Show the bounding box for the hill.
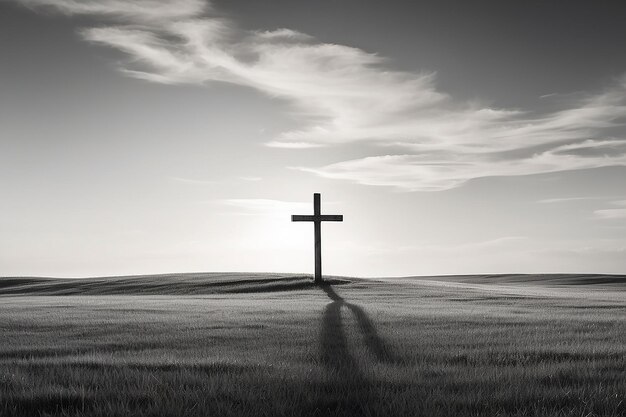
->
[0,273,624,296]
[390,273,626,287]
[0,273,352,295]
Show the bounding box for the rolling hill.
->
[0,273,624,296]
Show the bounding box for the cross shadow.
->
[319,283,399,377]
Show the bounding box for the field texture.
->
[0,273,624,417]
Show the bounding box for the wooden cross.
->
[292,193,343,284]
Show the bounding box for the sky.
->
[1,0,625,277]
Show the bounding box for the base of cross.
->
[314,277,351,286]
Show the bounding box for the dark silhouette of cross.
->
[292,193,343,284]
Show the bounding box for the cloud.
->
[537,197,613,204]
[18,0,207,20]
[594,200,626,220]
[265,141,325,149]
[14,0,626,191]
[595,209,626,219]
[299,140,626,191]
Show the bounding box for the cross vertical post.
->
[314,193,322,283]
[292,193,343,284]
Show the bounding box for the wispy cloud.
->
[595,209,626,219]
[300,140,626,191]
[18,0,207,20]
[594,200,626,220]
[537,196,614,204]
[15,0,626,191]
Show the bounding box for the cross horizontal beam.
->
[291,215,343,222]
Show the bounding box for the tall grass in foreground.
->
[0,275,624,416]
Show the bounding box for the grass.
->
[0,273,624,416]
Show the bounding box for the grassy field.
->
[0,273,624,416]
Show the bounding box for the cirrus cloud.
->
[298,140,626,191]
[13,0,626,191]
[18,0,207,20]
[594,200,626,220]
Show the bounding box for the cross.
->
[292,193,343,284]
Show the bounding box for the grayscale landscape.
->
[1,274,624,417]
[2,1,626,415]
